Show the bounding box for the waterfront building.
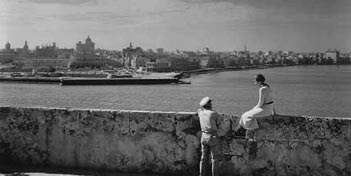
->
[20,58,70,69]
[170,56,200,71]
[146,49,154,54]
[24,40,29,50]
[72,36,105,68]
[198,55,210,68]
[131,56,151,70]
[222,55,240,67]
[76,36,94,56]
[146,61,170,72]
[13,42,73,69]
[35,43,57,58]
[14,41,36,69]
[122,43,144,68]
[93,49,125,68]
[265,56,275,64]
[57,48,74,59]
[250,55,261,65]
[0,42,15,63]
[156,48,164,55]
[325,49,340,64]
[33,43,73,69]
[16,41,32,58]
[208,54,225,68]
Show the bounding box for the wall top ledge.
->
[1,106,350,120]
[0,106,197,115]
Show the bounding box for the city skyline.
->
[0,0,350,52]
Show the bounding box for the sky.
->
[0,0,350,52]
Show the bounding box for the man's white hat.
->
[199,97,212,107]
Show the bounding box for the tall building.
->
[76,36,95,56]
[15,41,33,59]
[122,42,144,68]
[0,42,15,63]
[5,42,11,50]
[72,36,105,68]
[23,41,29,51]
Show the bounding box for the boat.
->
[0,76,59,83]
[59,77,186,86]
[0,75,191,85]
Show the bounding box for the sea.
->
[0,65,350,117]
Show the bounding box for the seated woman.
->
[239,74,274,139]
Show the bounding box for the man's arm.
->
[213,112,220,132]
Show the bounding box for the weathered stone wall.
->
[0,106,350,176]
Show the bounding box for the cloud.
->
[38,0,191,28]
[27,0,96,5]
[180,0,351,29]
[180,0,350,16]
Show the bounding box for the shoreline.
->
[0,64,348,82]
[183,64,293,75]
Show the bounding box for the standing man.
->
[198,97,221,176]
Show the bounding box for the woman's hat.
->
[199,97,212,107]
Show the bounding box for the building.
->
[20,58,70,69]
[146,61,170,72]
[146,57,172,72]
[33,42,73,69]
[35,43,57,58]
[198,56,210,68]
[72,36,105,68]
[76,36,95,56]
[325,49,340,64]
[0,42,15,63]
[170,57,200,71]
[208,54,224,68]
[156,48,164,55]
[122,43,144,68]
[16,42,71,69]
[222,55,240,67]
[131,57,151,70]
[57,48,74,59]
[16,41,32,58]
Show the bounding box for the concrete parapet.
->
[0,106,350,176]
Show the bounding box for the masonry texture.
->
[0,106,350,176]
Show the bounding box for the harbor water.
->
[0,65,350,117]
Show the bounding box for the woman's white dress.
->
[240,86,274,130]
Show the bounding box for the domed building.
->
[72,36,105,68]
[0,42,15,64]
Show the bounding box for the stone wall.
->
[0,106,350,176]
